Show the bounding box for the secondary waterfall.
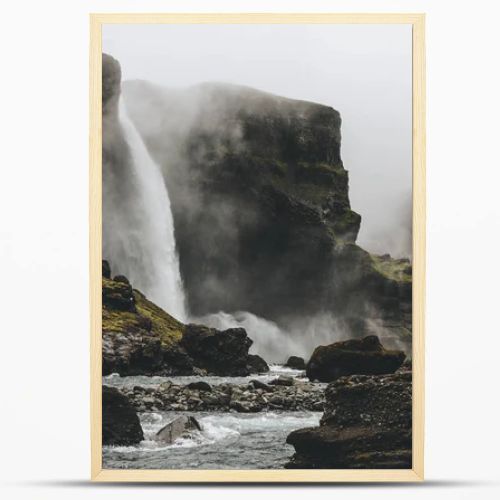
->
[102,97,186,321]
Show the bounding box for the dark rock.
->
[102,276,136,312]
[230,400,262,413]
[124,379,325,413]
[246,354,270,373]
[286,370,412,468]
[102,260,111,279]
[397,359,412,374]
[113,274,130,285]
[249,379,272,391]
[102,386,144,446]
[269,375,294,386]
[285,356,306,370]
[102,53,121,115]
[181,324,253,376]
[306,335,405,382]
[187,381,213,392]
[160,343,195,376]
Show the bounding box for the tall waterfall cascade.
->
[103,97,186,321]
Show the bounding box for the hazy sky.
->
[103,23,412,257]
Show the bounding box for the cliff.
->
[121,76,411,348]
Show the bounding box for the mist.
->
[101,25,413,360]
[103,23,412,258]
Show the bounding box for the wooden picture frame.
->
[90,13,425,482]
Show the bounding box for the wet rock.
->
[306,335,405,382]
[249,379,272,391]
[125,379,325,413]
[246,354,270,373]
[187,381,212,392]
[286,370,412,469]
[181,324,252,376]
[102,386,143,446]
[269,375,295,386]
[154,416,201,443]
[285,356,306,370]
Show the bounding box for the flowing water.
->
[103,366,322,469]
[103,364,309,389]
[103,410,320,470]
[103,98,186,320]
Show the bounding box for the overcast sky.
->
[103,23,412,257]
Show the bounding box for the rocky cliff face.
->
[102,54,411,351]
[121,77,411,348]
[286,367,412,469]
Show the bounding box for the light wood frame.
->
[90,13,425,483]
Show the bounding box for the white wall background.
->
[0,1,499,499]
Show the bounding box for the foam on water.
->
[103,364,306,389]
[103,410,321,469]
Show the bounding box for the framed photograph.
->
[90,13,425,482]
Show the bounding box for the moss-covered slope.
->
[102,262,265,376]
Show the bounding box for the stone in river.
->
[187,381,213,392]
[249,379,272,391]
[285,355,306,370]
[246,354,270,373]
[269,375,295,386]
[306,335,405,383]
[154,416,202,443]
[102,386,144,446]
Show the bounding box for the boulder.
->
[154,416,202,444]
[285,356,306,370]
[181,324,253,376]
[269,375,294,386]
[102,276,136,312]
[113,274,130,285]
[249,379,272,391]
[286,370,412,469]
[102,386,144,446]
[187,381,213,392]
[306,335,405,382]
[246,354,270,373]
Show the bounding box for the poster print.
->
[90,13,425,482]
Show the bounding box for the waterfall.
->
[102,97,186,321]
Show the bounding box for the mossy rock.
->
[133,290,185,348]
[371,254,412,284]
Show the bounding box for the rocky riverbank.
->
[286,363,412,469]
[102,261,268,377]
[118,375,325,413]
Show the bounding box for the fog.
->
[103,23,412,258]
